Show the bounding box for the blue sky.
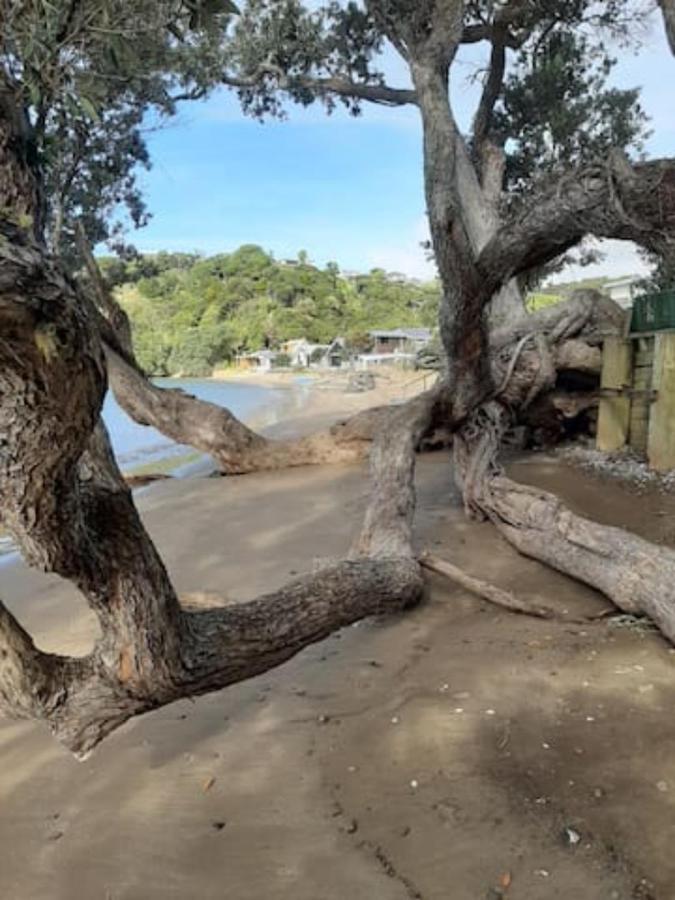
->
[131,9,673,282]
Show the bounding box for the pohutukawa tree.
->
[1,0,675,756]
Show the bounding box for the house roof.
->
[369,328,432,341]
[238,349,277,360]
[605,276,641,289]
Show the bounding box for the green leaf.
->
[79,95,100,122]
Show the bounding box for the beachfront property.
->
[282,338,330,368]
[369,327,433,354]
[357,327,433,369]
[237,331,431,371]
[235,349,278,371]
[281,337,349,369]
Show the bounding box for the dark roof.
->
[369,328,432,341]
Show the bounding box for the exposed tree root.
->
[454,389,675,643]
[484,476,675,643]
[420,552,614,623]
[419,552,557,619]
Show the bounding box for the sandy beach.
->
[2,394,675,899]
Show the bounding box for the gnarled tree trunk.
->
[4,0,675,760]
[0,222,427,755]
[404,2,675,644]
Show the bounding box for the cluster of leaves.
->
[638,249,675,293]
[1,0,238,260]
[107,244,440,375]
[222,1,386,117]
[489,1,650,198]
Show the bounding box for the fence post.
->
[596,336,632,452]
[648,332,675,471]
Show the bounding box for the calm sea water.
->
[104,378,293,470]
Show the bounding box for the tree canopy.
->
[0,0,238,259]
[1,0,660,279]
[107,245,440,375]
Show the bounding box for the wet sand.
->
[1,444,675,899]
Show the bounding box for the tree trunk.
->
[661,0,675,55]
[0,222,427,755]
[409,35,675,645]
[453,133,525,323]
[0,77,43,241]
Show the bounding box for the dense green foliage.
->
[107,245,440,375]
[491,4,649,200]
[1,0,237,261]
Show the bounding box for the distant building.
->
[357,328,433,370]
[324,337,349,368]
[235,349,277,371]
[368,328,432,355]
[605,276,642,310]
[281,338,330,368]
[281,337,350,369]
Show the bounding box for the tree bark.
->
[660,0,675,55]
[0,76,43,241]
[105,345,393,473]
[478,156,675,300]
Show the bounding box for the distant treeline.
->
[102,245,441,377]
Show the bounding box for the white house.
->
[604,276,642,310]
[282,338,330,368]
[282,337,350,369]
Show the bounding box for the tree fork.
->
[0,222,429,755]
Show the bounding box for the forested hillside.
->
[102,245,440,376]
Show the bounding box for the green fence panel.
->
[631,290,675,334]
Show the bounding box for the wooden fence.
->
[597,332,675,470]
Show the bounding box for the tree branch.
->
[76,222,134,356]
[221,69,417,107]
[476,155,675,301]
[472,27,507,156]
[660,0,675,55]
[0,222,426,756]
